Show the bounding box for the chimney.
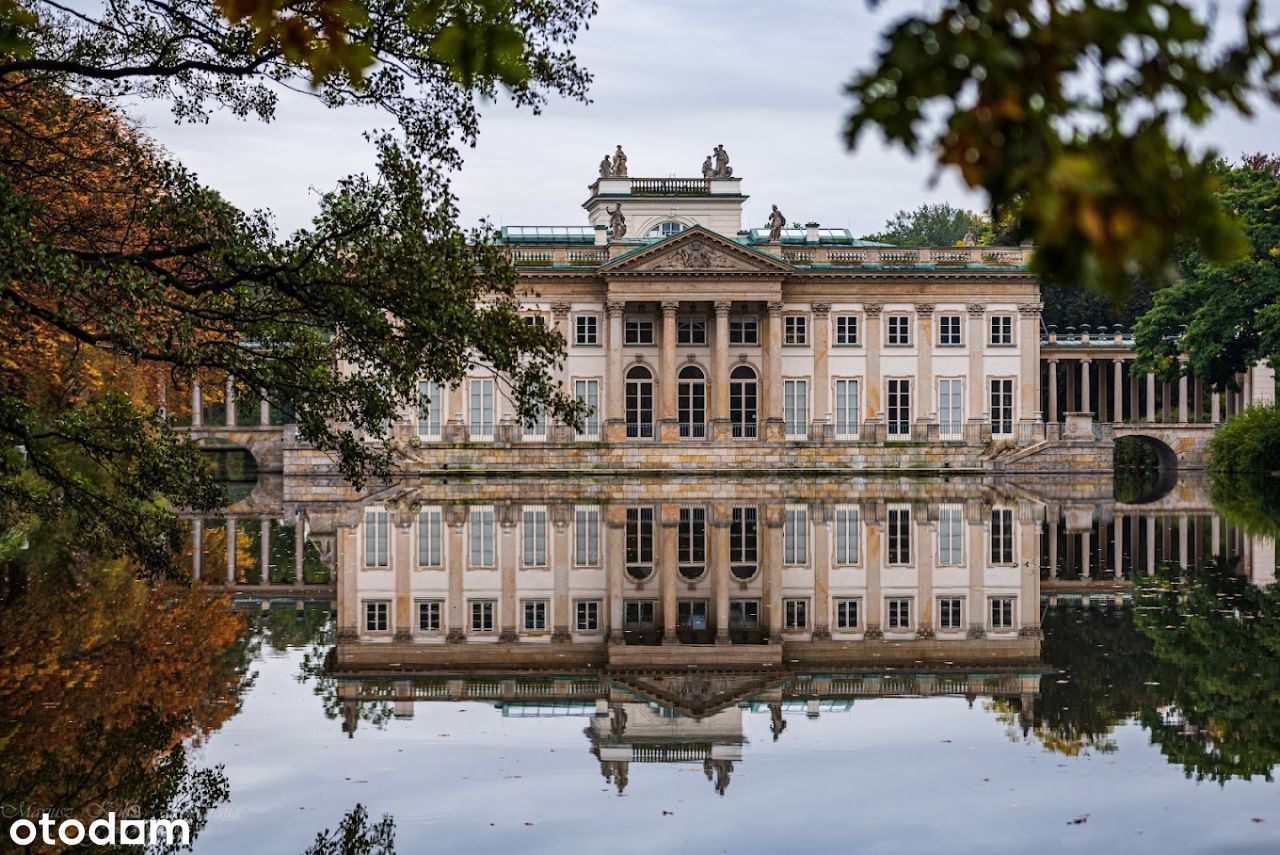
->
[805,222,820,244]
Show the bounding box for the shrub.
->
[1208,403,1280,475]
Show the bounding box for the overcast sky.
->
[134,0,1280,238]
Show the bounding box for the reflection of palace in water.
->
[192,474,1276,794]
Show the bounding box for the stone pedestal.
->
[710,419,733,442]
[1062,411,1095,439]
[658,418,681,442]
[763,418,786,442]
[605,419,628,443]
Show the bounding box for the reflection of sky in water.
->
[190,646,1280,855]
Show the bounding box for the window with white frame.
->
[784,598,809,630]
[990,378,1014,436]
[364,600,389,632]
[990,508,1015,565]
[783,379,809,438]
[783,315,808,346]
[523,599,548,631]
[417,380,442,438]
[648,221,686,238]
[886,597,912,630]
[469,506,495,567]
[887,314,912,346]
[574,505,600,566]
[573,378,600,439]
[990,596,1015,629]
[783,505,809,565]
[624,599,656,627]
[677,316,707,345]
[938,596,963,630]
[938,504,964,565]
[468,378,495,439]
[730,506,758,566]
[677,599,708,629]
[729,315,759,345]
[887,506,912,565]
[887,378,911,437]
[522,506,547,567]
[729,598,760,628]
[624,315,654,345]
[678,507,706,567]
[989,314,1014,346]
[833,378,860,437]
[574,313,599,346]
[363,508,389,568]
[417,600,443,633]
[834,314,859,346]
[470,599,495,632]
[625,507,654,568]
[833,504,860,565]
[938,379,964,438]
[417,507,443,567]
[938,314,963,346]
[575,600,600,631]
[835,597,860,630]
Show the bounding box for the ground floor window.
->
[887,597,912,630]
[990,377,1014,436]
[677,599,708,629]
[470,599,495,632]
[835,598,860,630]
[364,600,389,632]
[784,598,809,630]
[729,599,760,628]
[990,597,1015,629]
[938,378,963,438]
[784,379,809,438]
[575,600,600,632]
[887,378,911,437]
[938,596,963,630]
[624,599,656,627]
[523,599,548,631]
[834,378,860,437]
[417,600,442,633]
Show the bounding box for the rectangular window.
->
[990,508,1015,565]
[468,378,495,439]
[417,380,442,437]
[729,315,759,345]
[417,600,443,632]
[624,316,654,345]
[624,599,656,627]
[991,596,1015,629]
[574,313,599,346]
[834,314,859,346]
[470,599,495,632]
[939,597,963,630]
[469,506,495,567]
[730,507,758,565]
[573,378,600,439]
[626,507,654,567]
[887,378,912,437]
[887,597,912,630]
[938,504,964,566]
[784,315,808,346]
[522,506,547,567]
[364,600,389,632]
[523,599,548,631]
[729,599,760,628]
[677,599,708,629]
[574,505,601,567]
[363,508,389,568]
[887,314,912,346]
[938,378,964,438]
[989,315,1014,346]
[417,507,443,567]
[835,597,860,630]
[938,314,963,346]
[783,505,809,565]
[887,506,912,565]
[677,316,707,345]
[678,507,706,567]
[833,504,860,565]
[784,379,809,438]
[575,600,600,632]
[834,378,860,437]
[990,378,1014,436]
[784,598,808,630]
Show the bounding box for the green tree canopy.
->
[861,202,982,246]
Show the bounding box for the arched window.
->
[729,365,758,439]
[646,221,686,238]
[677,365,706,439]
[625,365,654,439]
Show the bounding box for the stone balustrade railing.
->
[508,243,1034,269]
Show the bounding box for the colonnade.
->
[189,515,315,585]
[1042,356,1250,424]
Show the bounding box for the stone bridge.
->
[1111,423,1217,470]
[186,425,285,472]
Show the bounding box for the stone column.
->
[446,507,466,642]
[499,506,518,642]
[762,505,784,639]
[260,519,272,586]
[336,521,359,638]
[294,515,306,584]
[712,507,731,643]
[763,302,785,440]
[1048,360,1058,423]
[1146,517,1157,575]
[1020,518,1041,636]
[393,512,412,641]
[225,376,237,427]
[813,303,833,437]
[1080,359,1092,415]
[1179,373,1189,423]
[966,304,986,432]
[259,391,271,426]
[606,301,626,441]
[1211,389,1221,423]
[191,379,203,427]
[659,301,680,441]
[225,517,237,585]
[1113,515,1124,579]
[1047,516,1059,579]
[551,506,571,641]
[1080,529,1091,579]
[1018,303,1041,423]
[1146,373,1156,422]
[712,301,732,439]
[191,518,204,581]
[812,503,831,639]
[1113,360,1124,424]
[967,506,985,638]
[660,505,679,642]
[864,514,883,638]
[864,303,883,420]
[916,513,934,637]
[606,514,625,642]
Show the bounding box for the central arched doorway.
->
[625,365,654,439]
[729,365,758,439]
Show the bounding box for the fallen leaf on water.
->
[1068,814,1089,825]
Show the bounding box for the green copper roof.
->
[500,226,597,244]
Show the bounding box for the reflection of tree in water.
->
[245,601,334,654]
[295,625,392,732]
[1209,472,1280,539]
[302,804,395,855]
[1134,555,1280,783]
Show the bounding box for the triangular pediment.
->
[609,671,784,718]
[601,226,792,275]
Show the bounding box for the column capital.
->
[915,303,934,317]
[660,300,680,316]
[713,300,732,316]
[811,302,832,318]
[965,303,986,318]
[863,302,883,318]
[551,302,572,318]
[1081,357,1092,365]
[606,301,626,316]
[1017,302,1043,317]
[765,301,784,317]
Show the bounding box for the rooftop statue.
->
[599,154,613,178]
[607,203,627,240]
[766,204,786,242]
[713,144,733,178]
[962,228,977,247]
[613,145,628,178]
[702,154,714,180]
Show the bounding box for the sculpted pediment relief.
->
[633,238,760,272]
[610,672,781,717]
[601,225,791,275]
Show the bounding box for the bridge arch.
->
[1114,434,1180,503]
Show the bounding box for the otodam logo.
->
[7,813,190,847]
